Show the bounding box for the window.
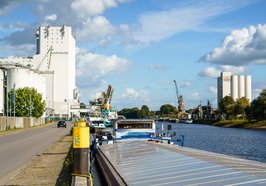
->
[117,123,152,129]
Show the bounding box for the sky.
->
[0,0,266,111]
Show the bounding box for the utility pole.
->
[13,83,16,117]
[29,89,32,117]
[5,71,8,129]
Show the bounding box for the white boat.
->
[184,119,193,124]
[88,117,106,128]
[113,119,155,139]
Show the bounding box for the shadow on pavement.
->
[55,136,73,186]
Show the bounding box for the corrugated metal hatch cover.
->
[99,141,266,186]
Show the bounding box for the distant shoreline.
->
[193,119,266,130]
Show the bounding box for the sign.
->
[223,77,230,81]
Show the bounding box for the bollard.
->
[72,119,90,176]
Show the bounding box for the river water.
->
[157,122,266,163]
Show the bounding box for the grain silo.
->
[238,75,245,98]
[7,68,46,100]
[245,75,252,102]
[231,75,239,100]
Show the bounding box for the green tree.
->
[250,89,266,121]
[118,107,141,118]
[9,87,46,118]
[140,105,150,118]
[219,96,235,119]
[80,102,86,109]
[233,97,250,119]
[160,104,177,117]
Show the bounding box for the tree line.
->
[118,104,178,119]
[6,87,265,122]
[219,89,266,121]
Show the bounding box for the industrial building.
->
[217,72,252,108]
[0,26,80,119]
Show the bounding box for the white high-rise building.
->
[217,72,232,107]
[217,72,252,108]
[33,26,77,118]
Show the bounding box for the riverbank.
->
[212,119,266,130]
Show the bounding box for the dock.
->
[96,140,266,185]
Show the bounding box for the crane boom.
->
[36,46,53,71]
[173,80,178,104]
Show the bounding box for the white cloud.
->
[71,0,117,18]
[180,81,191,88]
[76,48,130,87]
[28,0,128,46]
[121,88,149,103]
[199,67,221,78]
[0,43,35,57]
[70,0,131,18]
[199,65,246,78]
[131,1,250,45]
[44,14,57,22]
[75,16,116,43]
[0,22,27,32]
[119,24,135,45]
[201,24,266,66]
[122,88,140,99]
[220,65,245,74]
[1,0,254,48]
[191,91,201,101]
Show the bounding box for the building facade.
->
[34,26,77,118]
[217,72,252,108]
[0,26,79,118]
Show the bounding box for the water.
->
[157,122,266,163]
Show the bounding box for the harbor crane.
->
[173,80,184,119]
[102,85,114,110]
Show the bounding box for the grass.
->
[56,139,73,186]
[213,119,266,129]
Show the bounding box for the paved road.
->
[0,122,72,184]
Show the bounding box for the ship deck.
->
[97,140,266,186]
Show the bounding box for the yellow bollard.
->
[72,119,90,177]
[73,127,90,148]
[76,118,86,127]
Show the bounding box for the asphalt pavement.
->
[0,122,72,184]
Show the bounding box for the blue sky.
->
[0,0,266,111]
